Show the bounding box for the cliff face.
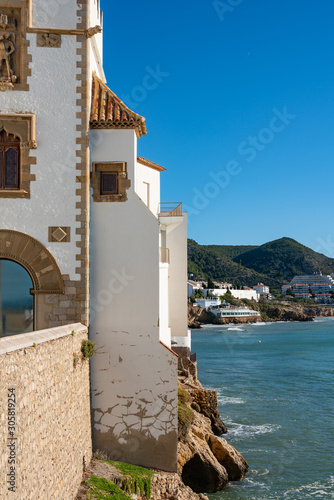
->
[177,356,248,494]
[188,302,334,327]
[261,303,334,322]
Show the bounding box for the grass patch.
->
[86,476,132,499]
[103,461,154,499]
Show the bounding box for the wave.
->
[227,327,246,331]
[227,422,281,438]
[249,321,272,326]
[218,395,246,405]
[283,476,334,498]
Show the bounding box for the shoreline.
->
[188,302,334,328]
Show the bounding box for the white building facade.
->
[253,283,270,297]
[0,0,189,472]
[203,288,260,302]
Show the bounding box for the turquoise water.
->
[191,319,334,499]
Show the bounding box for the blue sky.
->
[100,0,334,256]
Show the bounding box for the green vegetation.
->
[104,460,154,499]
[219,290,239,306]
[206,244,257,260]
[86,476,132,499]
[188,237,334,288]
[81,339,95,359]
[178,385,194,440]
[188,239,275,287]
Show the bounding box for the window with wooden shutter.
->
[91,162,130,202]
[100,172,118,195]
[0,130,20,190]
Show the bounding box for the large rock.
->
[181,449,229,493]
[190,388,227,435]
[208,435,248,481]
[178,411,229,493]
[177,370,248,494]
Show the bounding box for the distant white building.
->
[209,307,261,318]
[282,274,334,297]
[282,274,334,304]
[187,280,203,297]
[231,289,260,301]
[203,288,260,302]
[253,283,270,297]
[214,282,233,290]
[195,297,221,309]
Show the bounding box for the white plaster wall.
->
[0,34,81,280]
[159,263,170,346]
[91,129,136,182]
[89,0,104,82]
[32,0,78,30]
[89,130,178,470]
[135,162,160,216]
[167,214,189,339]
[89,195,178,470]
[90,0,103,66]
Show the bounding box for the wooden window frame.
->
[0,113,36,198]
[100,171,118,195]
[0,130,20,190]
[91,162,130,202]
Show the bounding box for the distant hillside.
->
[203,245,258,261]
[188,239,280,289]
[188,237,334,289]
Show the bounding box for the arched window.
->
[0,129,20,190]
[0,259,34,337]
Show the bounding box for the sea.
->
[191,318,334,500]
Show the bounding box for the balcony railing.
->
[159,202,182,217]
[160,247,170,264]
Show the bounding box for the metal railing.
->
[159,202,182,217]
[160,247,170,264]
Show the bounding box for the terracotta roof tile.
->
[137,156,166,172]
[90,73,147,138]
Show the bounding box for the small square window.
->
[100,172,118,195]
[91,162,130,202]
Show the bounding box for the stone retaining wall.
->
[0,323,92,499]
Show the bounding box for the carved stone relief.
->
[37,33,61,48]
[0,4,31,92]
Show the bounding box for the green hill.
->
[188,239,280,289]
[188,237,334,289]
[203,244,257,261]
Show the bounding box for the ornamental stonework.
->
[48,226,71,243]
[37,33,61,48]
[0,11,18,89]
[0,2,31,91]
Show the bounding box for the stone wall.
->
[0,323,92,499]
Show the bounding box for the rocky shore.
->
[177,352,248,494]
[188,302,334,328]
